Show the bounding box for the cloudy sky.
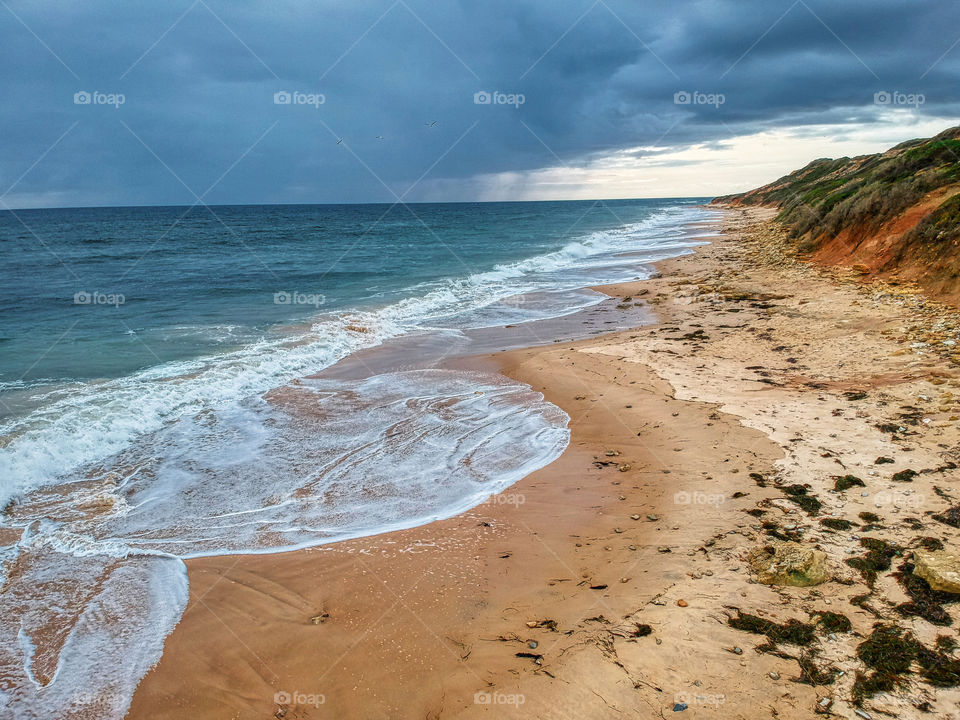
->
[1,0,957,208]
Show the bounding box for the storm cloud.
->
[1,0,958,207]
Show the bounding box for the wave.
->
[0,205,709,508]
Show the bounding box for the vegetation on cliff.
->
[713,127,960,302]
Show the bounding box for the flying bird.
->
[375,135,383,139]
[425,121,437,128]
[336,138,343,145]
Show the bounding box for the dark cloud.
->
[0,0,957,207]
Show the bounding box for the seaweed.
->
[894,560,957,626]
[749,472,767,487]
[875,456,895,464]
[936,634,958,653]
[783,484,809,496]
[933,505,960,528]
[820,518,854,531]
[795,652,839,686]
[727,611,816,646]
[787,493,822,516]
[846,538,901,586]
[814,611,852,633]
[746,508,766,517]
[858,511,880,523]
[892,469,918,482]
[917,537,945,551]
[833,475,865,491]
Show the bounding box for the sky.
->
[0,0,958,208]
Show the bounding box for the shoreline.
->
[128,207,960,719]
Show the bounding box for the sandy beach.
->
[126,207,960,720]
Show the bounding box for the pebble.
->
[647,514,659,521]
[528,641,538,649]
[620,577,629,583]
[628,545,638,551]
[658,546,671,553]
[673,702,688,712]
[769,672,780,680]
[732,647,743,655]
[614,528,623,533]
[631,514,641,520]
[854,710,872,720]
[677,599,688,607]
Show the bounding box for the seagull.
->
[336,138,343,145]
[375,135,383,139]
[425,121,437,128]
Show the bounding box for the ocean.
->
[0,198,717,719]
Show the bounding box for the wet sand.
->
[127,208,960,719]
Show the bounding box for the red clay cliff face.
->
[713,126,960,307]
[806,184,960,306]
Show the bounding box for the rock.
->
[677,599,688,607]
[620,577,629,583]
[528,641,538,649]
[618,464,631,472]
[631,514,641,520]
[913,549,960,594]
[673,702,687,712]
[854,710,872,720]
[748,541,831,587]
[658,546,671,553]
[647,514,659,521]
[614,528,623,533]
[769,671,780,680]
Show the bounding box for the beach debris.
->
[344,324,369,333]
[912,549,960,594]
[833,474,865,491]
[525,619,557,631]
[515,651,543,665]
[748,541,831,586]
[605,450,619,457]
[589,583,608,590]
[657,546,671,553]
[618,464,631,472]
[619,577,629,583]
[310,612,330,625]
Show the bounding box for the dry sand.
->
[127,208,960,720]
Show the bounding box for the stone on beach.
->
[912,549,960,594]
[748,541,831,586]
